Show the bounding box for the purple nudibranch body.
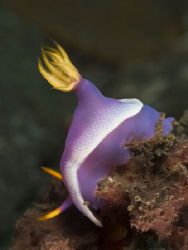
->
[38,43,174,226]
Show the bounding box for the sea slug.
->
[38,43,174,226]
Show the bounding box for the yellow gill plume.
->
[38,42,81,92]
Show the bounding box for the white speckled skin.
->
[60,79,143,226]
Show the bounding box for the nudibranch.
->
[38,43,174,227]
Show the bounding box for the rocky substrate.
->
[11,112,188,250]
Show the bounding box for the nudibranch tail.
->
[41,166,63,181]
[38,42,81,92]
[38,196,72,221]
[64,167,103,227]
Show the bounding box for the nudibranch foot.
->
[38,196,72,221]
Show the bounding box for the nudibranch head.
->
[38,42,174,227]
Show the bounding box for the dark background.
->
[0,0,188,248]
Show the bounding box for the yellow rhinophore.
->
[38,207,62,221]
[41,166,63,181]
[38,167,63,221]
[38,42,81,92]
